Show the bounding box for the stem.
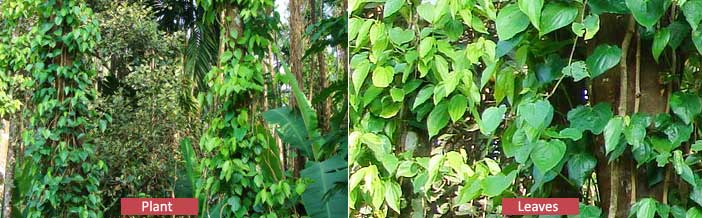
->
[609,15,635,218]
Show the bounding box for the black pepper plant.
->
[0,0,107,217]
[350,0,702,217]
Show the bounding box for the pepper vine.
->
[1,0,107,217]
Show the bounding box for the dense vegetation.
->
[0,0,346,217]
[350,0,702,217]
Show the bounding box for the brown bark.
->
[310,0,330,132]
[289,0,306,177]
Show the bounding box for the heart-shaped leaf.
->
[586,44,621,78]
[496,4,530,40]
[531,139,566,173]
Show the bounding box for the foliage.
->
[192,1,306,217]
[90,3,196,214]
[351,0,702,217]
[1,0,107,217]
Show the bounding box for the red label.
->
[121,198,198,215]
[502,198,579,215]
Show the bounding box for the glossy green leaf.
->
[586,44,622,78]
[388,27,415,45]
[531,139,566,173]
[390,88,405,102]
[567,153,597,187]
[580,204,603,218]
[384,180,402,213]
[625,0,672,29]
[518,99,554,129]
[624,113,651,150]
[567,103,613,134]
[652,28,670,62]
[693,28,702,54]
[669,92,702,124]
[518,0,544,30]
[418,37,435,58]
[496,4,530,40]
[413,85,434,110]
[480,105,507,135]
[372,66,394,88]
[494,67,515,103]
[417,3,436,23]
[683,0,702,31]
[455,179,482,204]
[448,95,468,123]
[673,150,696,186]
[604,116,625,155]
[588,0,630,14]
[351,59,371,94]
[427,101,449,138]
[383,0,403,18]
[480,170,517,197]
[539,2,579,36]
[636,198,658,218]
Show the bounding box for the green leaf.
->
[389,27,415,45]
[583,15,601,40]
[351,58,370,94]
[300,155,348,218]
[448,95,468,123]
[434,55,449,77]
[567,103,613,134]
[481,170,517,197]
[496,4,530,40]
[383,0,403,18]
[567,153,597,187]
[480,105,507,135]
[427,101,449,138]
[673,150,696,186]
[396,161,418,178]
[604,116,625,155]
[417,3,436,23]
[586,44,622,78]
[390,88,405,102]
[624,113,651,150]
[562,61,590,82]
[559,128,583,140]
[494,67,515,103]
[372,66,394,88]
[625,0,672,29]
[683,0,702,31]
[263,108,313,157]
[179,139,200,197]
[588,0,630,14]
[687,207,702,218]
[539,2,579,36]
[668,21,690,50]
[456,179,482,204]
[413,85,434,110]
[518,99,554,129]
[693,28,702,55]
[384,180,402,213]
[519,0,544,30]
[580,204,603,218]
[669,92,702,124]
[418,37,435,58]
[652,28,670,62]
[531,139,567,173]
[635,198,658,218]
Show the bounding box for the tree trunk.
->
[289,0,306,177]
[310,0,330,132]
[590,14,669,217]
[0,119,8,215]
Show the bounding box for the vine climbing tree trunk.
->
[591,14,670,217]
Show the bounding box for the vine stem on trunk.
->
[609,15,635,218]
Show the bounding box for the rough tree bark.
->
[289,0,306,177]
